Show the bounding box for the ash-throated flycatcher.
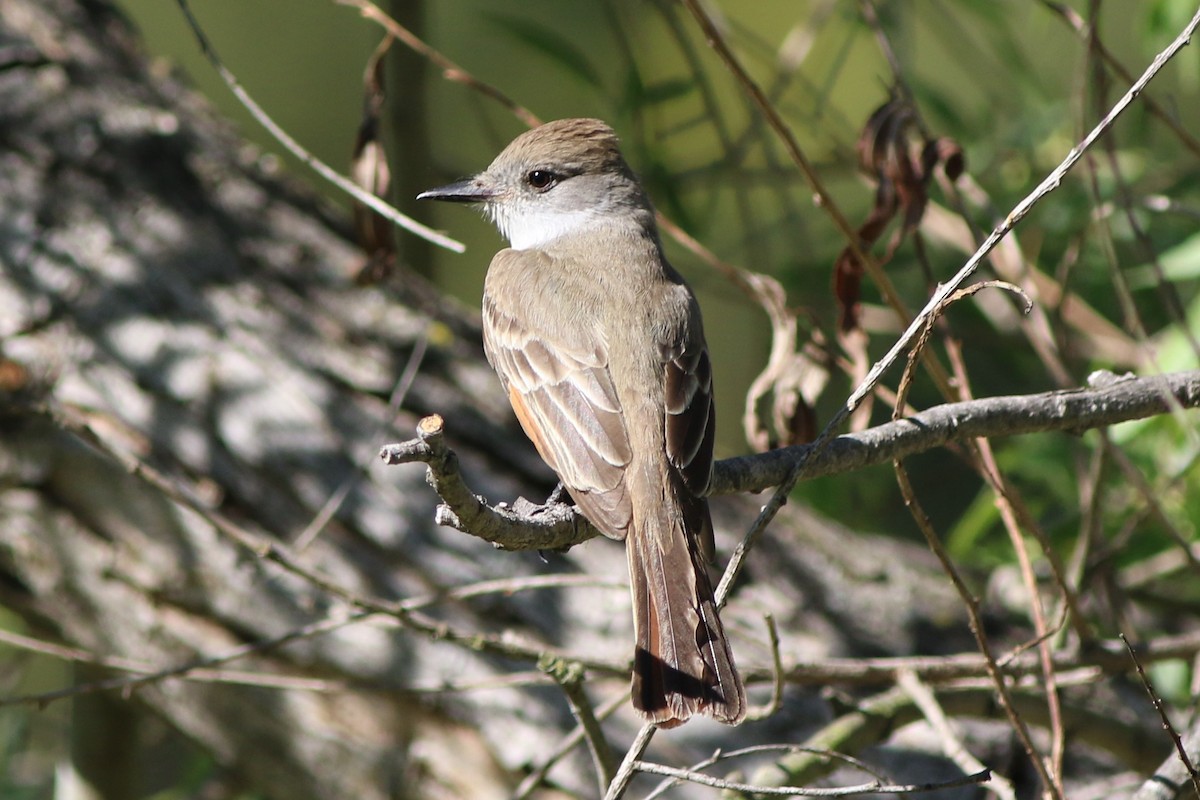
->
[419,118,745,726]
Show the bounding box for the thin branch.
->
[1133,714,1200,800]
[644,745,890,800]
[745,613,784,721]
[676,2,1200,630]
[171,0,465,253]
[1039,0,1200,159]
[677,0,912,328]
[894,446,1057,795]
[1123,635,1200,798]
[512,691,627,800]
[941,346,1067,797]
[777,633,1200,690]
[774,630,1200,688]
[889,290,1061,796]
[380,414,600,550]
[539,656,616,795]
[603,722,657,800]
[18,401,630,678]
[629,760,991,797]
[1102,436,1200,579]
[712,369,1200,496]
[763,677,1160,789]
[0,574,619,708]
[295,331,429,550]
[0,613,375,707]
[827,0,1199,452]
[898,669,1017,800]
[335,0,540,129]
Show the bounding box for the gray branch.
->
[382,370,1200,551]
[713,369,1200,495]
[380,414,599,550]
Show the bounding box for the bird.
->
[418,118,745,727]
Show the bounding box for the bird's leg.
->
[508,482,571,518]
[544,481,570,507]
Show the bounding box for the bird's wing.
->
[482,275,634,540]
[660,285,717,558]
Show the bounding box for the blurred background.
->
[4,0,1199,796]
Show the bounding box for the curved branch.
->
[380,414,601,550]
[382,371,1200,551]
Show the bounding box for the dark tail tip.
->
[632,647,745,726]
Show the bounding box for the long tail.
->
[627,499,745,727]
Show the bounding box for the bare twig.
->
[540,656,616,794]
[629,760,991,796]
[645,745,890,800]
[678,0,911,327]
[898,669,1017,800]
[335,0,540,129]
[380,414,600,550]
[745,613,784,721]
[761,675,1164,788]
[295,331,429,550]
[679,2,1200,618]
[0,574,619,708]
[1039,0,1200,159]
[1097,115,1200,364]
[1123,635,1200,799]
[775,630,1200,688]
[21,401,630,677]
[1102,436,1200,579]
[603,722,657,800]
[890,301,1060,797]
[836,1,1200,421]
[512,691,626,800]
[941,346,1067,797]
[171,0,464,253]
[1133,714,1200,800]
[711,369,1199,495]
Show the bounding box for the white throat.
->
[491,206,604,250]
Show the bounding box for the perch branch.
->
[381,371,1200,552]
[380,414,600,550]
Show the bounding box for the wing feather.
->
[483,293,634,539]
[661,294,717,559]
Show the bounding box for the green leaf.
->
[487,14,603,90]
[638,78,696,106]
[1128,230,1200,285]
[946,487,1000,562]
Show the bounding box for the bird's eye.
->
[526,170,558,191]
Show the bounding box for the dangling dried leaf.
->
[741,274,829,451]
[351,35,397,284]
[769,331,826,447]
[833,95,966,331]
